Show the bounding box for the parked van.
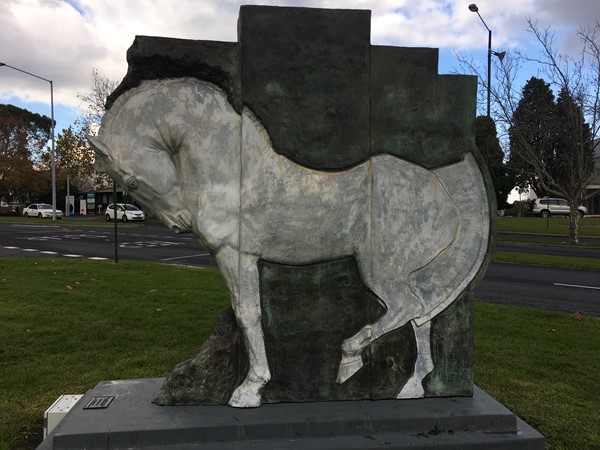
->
[530,197,588,218]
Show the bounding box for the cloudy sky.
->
[1,0,600,134]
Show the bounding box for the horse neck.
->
[241,108,279,172]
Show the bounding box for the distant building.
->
[76,185,126,215]
[506,186,535,205]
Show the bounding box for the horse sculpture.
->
[88,78,489,408]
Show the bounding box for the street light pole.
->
[468,5,506,120]
[468,4,492,118]
[486,27,492,118]
[0,62,57,221]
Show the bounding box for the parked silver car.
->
[22,203,63,219]
[531,197,588,218]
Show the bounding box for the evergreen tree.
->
[508,77,556,196]
[554,88,595,194]
[471,116,512,210]
[509,78,595,243]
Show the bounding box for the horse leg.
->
[337,283,424,385]
[216,247,270,407]
[337,305,413,384]
[336,323,373,384]
[336,252,379,384]
[397,320,433,398]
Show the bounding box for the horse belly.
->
[240,162,370,263]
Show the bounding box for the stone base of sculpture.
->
[36,378,544,450]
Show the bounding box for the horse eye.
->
[126,177,138,191]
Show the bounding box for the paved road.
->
[1,221,598,316]
[0,220,217,267]
[497,232,600,259]
[475,263,600,316]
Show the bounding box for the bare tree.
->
[77,68,119,128]
[459,19,600,244]
[76,68,119,188]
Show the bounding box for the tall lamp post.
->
[0,62,57,221]
[468,4,505,118]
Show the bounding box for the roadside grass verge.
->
[498,216,600,237]
[1,258,598,449]
[474,302,600,450]
[0,258,229,450]
[493,251,600,271]
[496,235,600,248]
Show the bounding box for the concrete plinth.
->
[37,378,544,450]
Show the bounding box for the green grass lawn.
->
[0,258,229,450]
[489,219,599,448]
[1,258,599,449]
[493,251,600,270]
[494,216,600,270]
[498,216,600,237]
[475,303,600,450]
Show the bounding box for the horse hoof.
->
[228,387,262,408]
[397,379,425,399]
[336,355,363,384]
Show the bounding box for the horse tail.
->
[409,152,490,325]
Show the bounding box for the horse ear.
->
[87,134,113,172]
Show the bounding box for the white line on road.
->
[554,283,600,291]
[14,225,59,229]
[161,253,210,261]
[2,245,107,261]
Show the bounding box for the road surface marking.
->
[161,253,210,261]
[554,283,600,291]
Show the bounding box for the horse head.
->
[88,78,242,236]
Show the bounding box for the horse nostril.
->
[171,225,181,233]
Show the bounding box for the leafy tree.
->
[40,121,97,194]
[0,104,52,203]
[471,116,512,209]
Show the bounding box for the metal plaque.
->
[83,396,115,410]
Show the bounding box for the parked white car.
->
[22,203,63,219]
[104,203,145,222]
[531,197,588,218]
